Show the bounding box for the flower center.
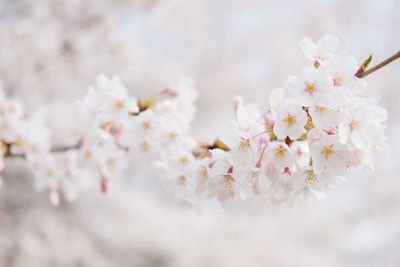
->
[84,149,93,158]
[315,106,329,113]
[177,175,186,186]
[275,146,287,159]
[199,167,208,179]
[247,170,259,184]
[169,131,178,141]
[142,121,151,130]
[140,142,150,151]
[114,99,125,109]
[237,138,250,151]
[284,115,297,127]
[333,76,344,86]
[322,145,334,159]
[45,169,56,177]
[305,170,319,185]
[179,155,189,166]
[106,158,116,167]
[350,120,361,131]
[305,82,316,95]
[221,175,234,189]
[14,137,25,149]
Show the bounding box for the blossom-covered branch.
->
[0,35,393,207]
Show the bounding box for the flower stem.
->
[356,50,400,78]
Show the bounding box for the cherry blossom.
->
[326,55,367,97]
[299,34,338,63]
[269,87,292,115]
[0,34,390,207]
[339,100,387,152]
[273,104,308,140]
[285,66,333,106]
[291,167,326,203]
[81,75,139,125]
[308,104,342,130]
[310,135,349,175]
[265,141,294,171]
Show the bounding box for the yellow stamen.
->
[305,82,316,95]
[247,170,259,184]
[284,115,297,127]
[237,139,250,151]
[179,156,189,166]
[84,149,92,158]
[322,145,334,159]
[114,99,125,109]
[350,120,361,131]
[199,167,208,179]
[315,106,329,113]
[142,121,151,130]
[14,137,24,149]
[305,170,319,185]
[275,146,286,159]
[221,175,234,189]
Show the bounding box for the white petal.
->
[317,34,338,54]
[299,37,317,60]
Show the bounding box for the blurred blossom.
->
[0,0,400,267]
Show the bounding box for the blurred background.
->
[0,0,400,266]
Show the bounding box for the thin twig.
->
[50,143,81,153]
[4,143,82,159]
[356,50,400,78]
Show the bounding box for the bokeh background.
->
[0,0,400,266]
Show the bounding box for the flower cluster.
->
[77,76,198,194]
[0,84,86,205]
[0,35,388,207]
[158,35,387,206]
[0,86,51,187]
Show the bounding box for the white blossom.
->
[81,75,139,125]
[269,87,293,115]
[219,127,259,166]
[234,165,270,197]
[285,66,333,106]
[326,55,367,97]
[265,141,294,171]
[273,104,307,140]
[299,34,338,63]
[308,104,342,130]
[339,100,387,152]
[233,96,264,132]
[310,135,349,175]
[291,168,326,203]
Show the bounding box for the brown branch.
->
[356,50,400,78]
[51,143,82,153]
[4,143,82,159]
